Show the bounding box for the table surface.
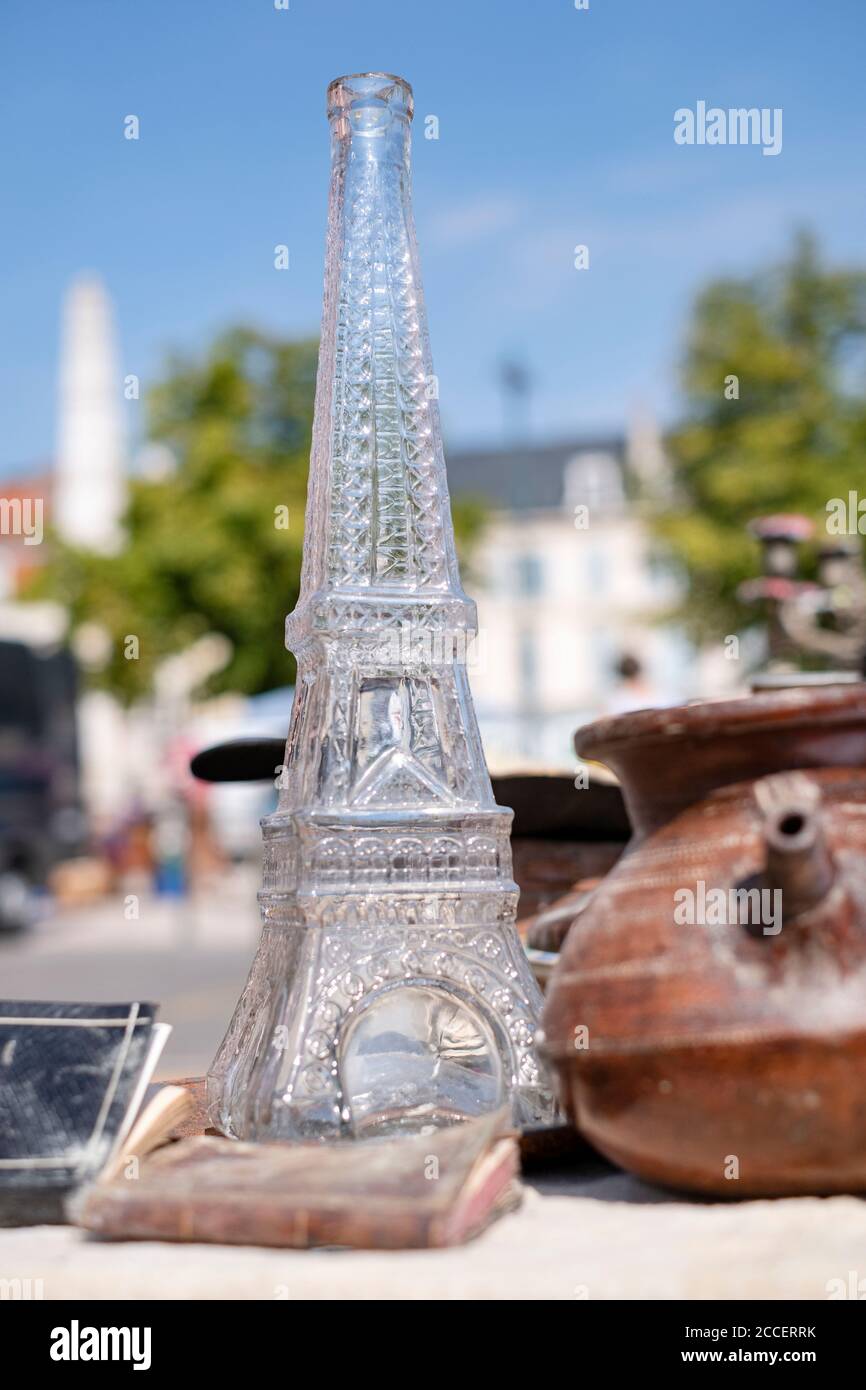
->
[3,1162,864,1300]
[2,887,863,1299]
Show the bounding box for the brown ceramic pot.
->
[541,684,866,1196]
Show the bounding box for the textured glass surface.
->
[207,72,556,1140]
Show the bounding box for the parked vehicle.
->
[0,640,84,930]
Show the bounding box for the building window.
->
[563,451,624,515]
[515,553,544,596]
[518,629,537,696]
[586,546,607,593]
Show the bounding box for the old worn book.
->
[78,1108,521,1249]
[99,1083,194,1181]
[0,1001,181,1225]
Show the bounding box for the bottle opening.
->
[327,71,414,125]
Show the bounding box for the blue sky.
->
[2,0,865,473]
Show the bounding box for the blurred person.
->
[606,652,664,715]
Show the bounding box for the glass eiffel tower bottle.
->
[208,73,557,1140]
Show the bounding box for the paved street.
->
[0,866,262,1078]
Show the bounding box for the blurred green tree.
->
[655,233,866,640]
[33,328,485,702]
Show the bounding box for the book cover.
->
[0,1000,165,1225]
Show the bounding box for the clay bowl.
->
[541,684,866,1197]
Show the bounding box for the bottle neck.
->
[290,76,467,628]
[329,102,411,176]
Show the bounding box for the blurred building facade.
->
[57,275,130,829]
[447,420,693,770]
[54,275,126,555]
[0,275,130,836]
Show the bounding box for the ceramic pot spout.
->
[754,771,836,924]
